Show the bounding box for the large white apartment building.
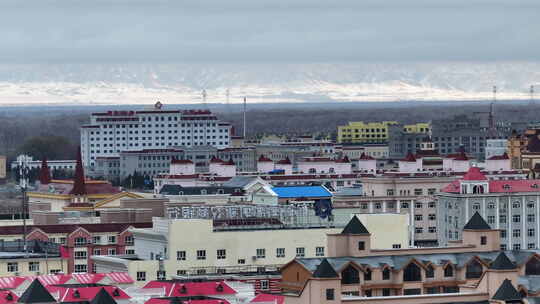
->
[80,102,232,167]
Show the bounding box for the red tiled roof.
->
[171,159,193,164]
[257,155,273,162]
[0,277,27,289]
[143,281,236,297]
[335,156,350,163]
[401,152,416,162]
[0,290,18,304]
[276,157,292,165]
[209,157,223,164]
[488,153,510,160]
[55,286,130,302]
[251,294,284,304]
[462,167,488,181]
[443,179,540,194]
[0,222,152,235]
[359,153,375,160]
[35,181,121,195]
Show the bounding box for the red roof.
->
[146,299,230,304]
[171,159,193,164]
[251,293,284,304]
[0,222,151,235]
[442,178,540,194]
[276,157,292,165]
[0,291,18,304]
[335,156,350,163]
[488,152,510,160]
[0,277,27,289]
[257,155,273,162]
[401,152,416,162]
[462,167,488,181]
[222,158,235,166]
[210,157,224,164]
[359,153,375,160]
[143,281,236,297]
[55,286,130,302]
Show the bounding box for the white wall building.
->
[80,102,231,167]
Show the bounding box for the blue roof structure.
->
[272,186,332,199]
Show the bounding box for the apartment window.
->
[415,215,423,221]
[425,265,434,278]
[387,189,394,196]
[256,248,266,259]
[326,289,335,300]
[415,202,423,209]
[74,251,87,260]
[361,203,368,209]
[529,214,536,223]
[125,236,134,246]
[108,236,117,244]
[177,270,187,275]
[487,215,495,224]
[428,214,436,221]
[276,248,285,258]
[500,230,507,238]
[414,189,423,195]
[529,243,536,249]
[528,202,536,208]
[217,249,226,260]
[177,251,186,260]
[157,271,166,280]
[513,244,521,250]
[358,241,365,250]
[513,215,521,223]
[375,203,381,209]
[74,237,87,246]
[529,229,536,237]
[316,247,325,257]
[513,229,521,238]
[108,248,116,255]
[382,268,390,280]
[93,249,101,256]
[488,202,495,209]
[197,250,206,260]
[28,262,39,272]
[126,249,135,254]
[296,247,305,258]
[364,269,372,281]
[501,244,507,250]
[500,215,507,224]
[238,259,246,264]
[428,227,437,233]
[472,203,480,210]
[260,280,269,290]
[92,236,101,244]
[513,201,521,208]
[74,265,87,273]
[401,202,409,209]
[444,265,454,277]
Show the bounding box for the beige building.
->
[92,212,408,286]
[0,155,6,180]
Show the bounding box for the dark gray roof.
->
[222,176,261,188]
[159,184,241,195]
[296,250,540,273]
[464,212,491,230]
[492,279,522,301]
[90,288,117,304]
[341,216,370,234]
[18,279,56,303]
[490,252,516,270]
[312,258,339,278]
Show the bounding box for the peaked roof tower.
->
[70,147,86,195]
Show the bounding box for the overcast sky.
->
[0,0,538,63]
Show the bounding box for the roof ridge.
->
[341,216,370,234]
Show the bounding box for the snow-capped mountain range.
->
[0,62,538,105]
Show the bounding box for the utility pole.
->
[18,155,30,257]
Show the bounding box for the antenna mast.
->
[243,97,247,139]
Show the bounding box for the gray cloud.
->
[0,0,538,63]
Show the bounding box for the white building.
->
[80,102,232,167]
[11,155,76,171]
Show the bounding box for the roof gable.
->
[492,279,522,301]
[462,167,487,181]
[490,252,516,270]
[312,259,338,278]
[463,212,491,230]
[17,279,56,303]
[341,216,370,234]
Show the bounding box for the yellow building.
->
[92,213,409,285]
[403,122,431,134]
[338,122,430,144]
